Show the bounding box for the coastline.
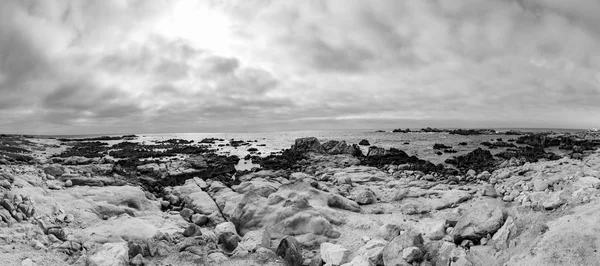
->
[0,131,599,265]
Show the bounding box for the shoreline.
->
[0,132,599,265]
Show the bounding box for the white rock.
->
[321,242,351,266]
[88,242,129,266]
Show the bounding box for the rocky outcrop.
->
[445,148,496,173]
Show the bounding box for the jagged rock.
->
[236,229,271,252]
[291,137,326,154]
[428,221,446,240]
[320,242,350,266]
[382,230,424,266]
[88,242,129,266]
[490,216,517,250]
[129,254,145,266]
[402,246,423,263]
[183,224,203,237]
[276,236,303,266]
[356,239,386,265]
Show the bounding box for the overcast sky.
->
[1,0,600,134]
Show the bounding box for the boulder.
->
[377,223,403,241]
[88,242,129,266]
[382,231,424,266]
[355,190,376,205]
[452,201,504,243]
[320,242,350,266]
[236,229,271,252]
[276,236,303,266]
[359,139,370,146]
[402,246,423,263]
[356,239,386,265]
[291,137,325,154]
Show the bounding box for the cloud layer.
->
[1,0,599,134]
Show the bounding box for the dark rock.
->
[359,139,370,146]
[445,148,495,173]
[183,224,203,237]
[291,137,325,154]
[433,143,452,149]
[218,232,240,252]
[276,236,303,266]
[458,142,468,146]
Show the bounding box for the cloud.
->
[0,0,599,134]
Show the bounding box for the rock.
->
[129,254,145,266]
[533,179,549,192]
[88,242,129,266]
[179,208,194,221]
[276,236,303,266]
[356,239,386,265]
[47,227,67,241]
[359,139,370,146]
[20,258,36,266]
[466,169,477,177]
[207,252,229,264]
[218,232,240,252]
[0,180,11,189]
[291,137,326,154]
[340,256,370,266]
[44,165,65,177]
[543,192,565,210]
[215,222,238,237]
[64,214,75,223]
[402,246,423,263]
[183,224,203,237]
[490,216,517,250]
[236,229,271,252]
[65,180,73,187]
[428,221,446,241]
[183,191,222,220]
[452,202,504,243]
[392,189,409,201]
[481,185,499,198]
[320,242,350,266]
[355,190,376,205]
[477,171,491,180]
[190,214,208,226]
[382,231,424,266]
[377,223,403,241]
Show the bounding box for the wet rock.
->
[359,139,370,146]
[276,236,303,266]
[320,242,350,266]
[291,137,326,154]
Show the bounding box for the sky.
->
[1,0,600,134]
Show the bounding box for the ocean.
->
[52,129,580,169]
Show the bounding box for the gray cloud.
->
[1,0,600,134]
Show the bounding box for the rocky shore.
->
[0,131,600,265]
